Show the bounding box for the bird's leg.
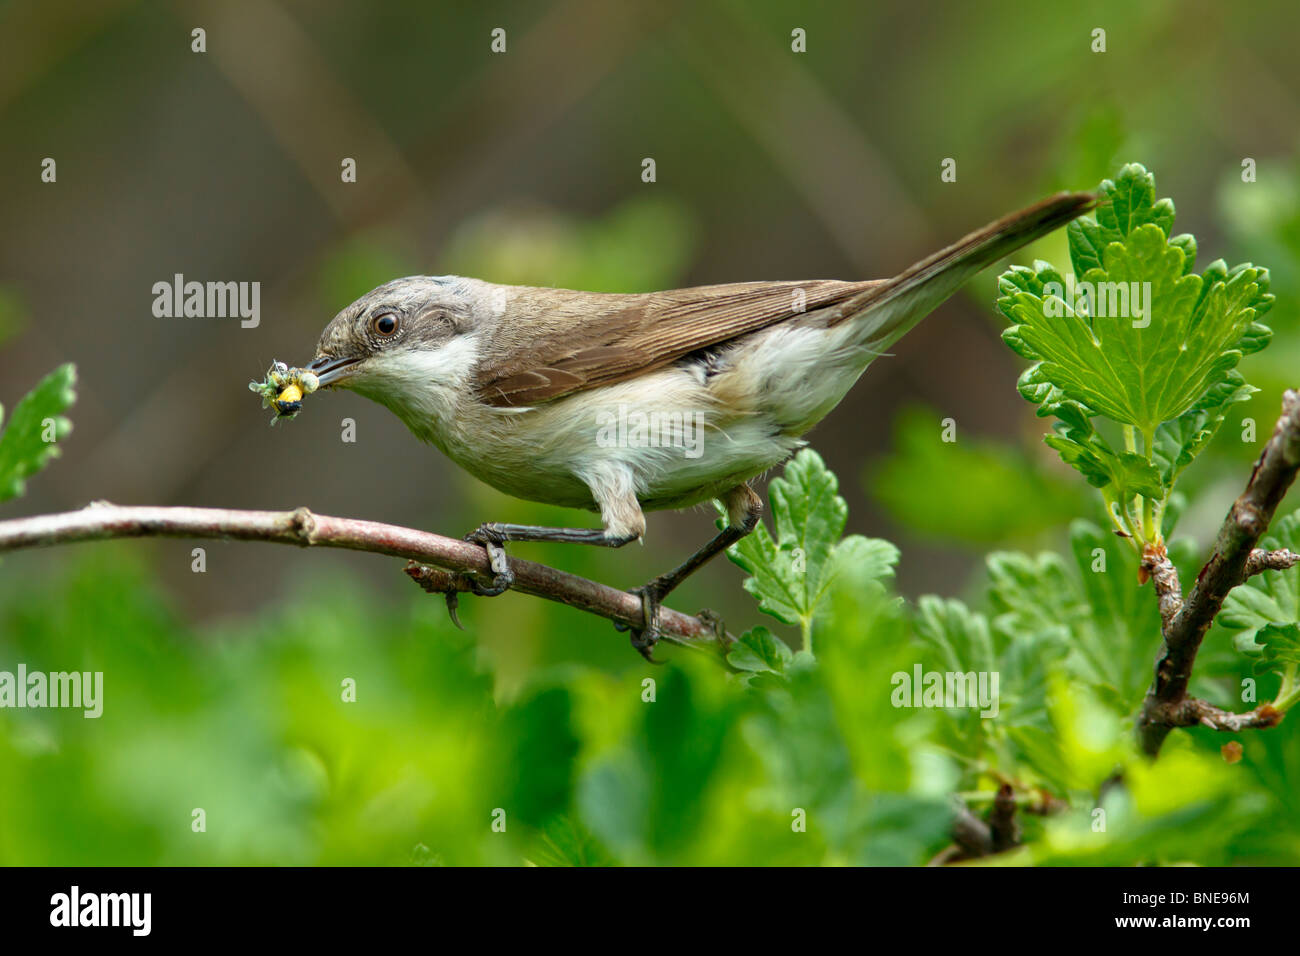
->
[418,522,639,629]
[449,477,647,631]
[463,522,640,596]
[622,484,763,661]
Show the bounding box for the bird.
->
[300,191,1095,657]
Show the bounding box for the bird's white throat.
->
[347,335,483,442]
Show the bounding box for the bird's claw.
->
[629,628,663,664]
[444,591,464,630]
[624,582,667,663]
[465,525,515,597]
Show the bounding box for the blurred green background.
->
[1,0,1299,865]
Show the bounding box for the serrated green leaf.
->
[987,550,1079,642]
[1041,420,1163,498]
[914,595,995,675]
[1152,371,1257,487]
[999,164,1274,489]
[1007,223,1206,431]
[769,449,846,578]
[1112,451,1165,500]
[1221,509,1300,677]
[726,626,794,674]
[727,449,896,633]
[913,561,1072,766]
[910,596,998,753]
[1043,427,1113,490]
[1066,162,1178,279]
[0,363,77,503]
[830,535,899,590]
[1235,623,1300,675]
[1220,583,1288,632]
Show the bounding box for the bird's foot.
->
[465,524,516,597]
[614,577,671,663]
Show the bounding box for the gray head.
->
[310,276,470,382]
[306,275,508,432]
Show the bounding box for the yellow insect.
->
[273,382,304,416]
[249,362,319,424]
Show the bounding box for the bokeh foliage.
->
[3,438,1299,865]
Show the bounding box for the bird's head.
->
[307,275,506,431]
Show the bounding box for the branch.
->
[946,804,994,860]
[1139,390,1300,756]
[988,783,1021,853]
[1143,697,1282,733]
[0,503,730,653]
[933,785,1025,864]
[1245,548,1300,578]
[1141,543,1182,630]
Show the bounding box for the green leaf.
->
[1066,520,1162,708]
[910,596,1001,753]
[1040,422,1112,489]
[1067,163,1176,268]
[1235,623,1300,675]
[912,561,1072,771]
[726,626,794,675]
[1005,225,1206,432]
[986,551,1080,650]
[1034,410,1166,502]
[1222,509,1300,677]
[831,535,900,592]
[1221,582,1288,633]
[529,815,618,867]
[727,449,897,632]
[915,595,995,676]
[1152,372,1257,487]
[0,363,77,503]
[999,163,1274,484]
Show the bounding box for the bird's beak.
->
[307,355,361,387]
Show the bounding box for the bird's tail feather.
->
[830,190,1097,348]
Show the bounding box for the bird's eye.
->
[372,313,399,336]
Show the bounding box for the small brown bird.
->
[302,192,1094,656]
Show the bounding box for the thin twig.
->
[1144,697,1282,733]
[1139,390,1300,756]
[1244,548,1300,578]
[934,784,1026,865]
[988,783,1021,853]
[0,503,729,652]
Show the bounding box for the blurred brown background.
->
[2,0,1297,634]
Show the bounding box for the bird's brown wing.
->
[473,278,878,407]
[473,191,1097,408]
